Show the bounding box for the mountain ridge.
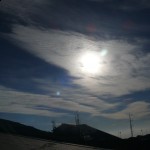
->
[0,118,52,139]
[1,118,150,150]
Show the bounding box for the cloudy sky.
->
[0,0,150,138]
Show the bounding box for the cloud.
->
[0,0,56,30]
[102,101,150,119]
[112,0,150,11]
[2,84,150,121]
[0,0,51,20]
[1,0,150,41]
[0,86,119,117]
[10,25,150,96]
[0,36,79,95]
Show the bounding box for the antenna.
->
[141,129,143,136]
[75,111,80,125]
[129,113,134,137]
[119,131,122,138]
[51,120,56,131]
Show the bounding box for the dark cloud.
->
[0,11,28,33]
[1,0,150,41]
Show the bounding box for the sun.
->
[80,52,100,74]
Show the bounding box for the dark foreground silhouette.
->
[0,118,52,139]
[0,118,150,150]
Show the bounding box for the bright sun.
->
[80,52,100,74]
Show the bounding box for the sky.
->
[0,0,150,138]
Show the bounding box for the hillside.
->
[0,133,104,150]
[53,123,121,149]
[1,118,150,150]
[0,118,52,139]
[120,134,150,150]
[53,123,120,140]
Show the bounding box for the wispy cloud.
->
[102,101,150,119]
[0,86,119,117]
[0,0,53,25]
[11,25,150,96]
[111,0,150,11]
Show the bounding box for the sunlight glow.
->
[80,52,100,74]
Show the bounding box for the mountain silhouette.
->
[52,123,121,148]
[1,118,150,150]
[0,118,51,139]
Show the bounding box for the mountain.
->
[52,123,150,149]
[52,123,121,148]
[0,118,52,139]
[1,119,150,150]
[121,134,150,150]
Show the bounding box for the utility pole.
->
[51,120,56,132]
[75,111,83,141]
[75,111,80,126]
[119,131,122,138]
[129,113,134,137]
[141,129,143,136]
